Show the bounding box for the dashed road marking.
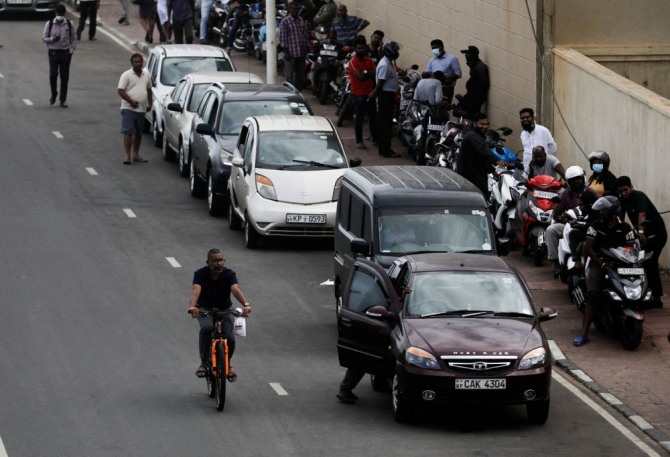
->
[85,167,98,176]
[320,279,334,286]
[123,208,137,218]
[52,131,64,139]
[166,257,181,268]
[23,99,33,106]
[269,383,288,396]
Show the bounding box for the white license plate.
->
[427,124,442,131]
[320,50,338,57]
[533,190,558,199]
[286,213,326,224]
[618,268,645,275]
[8,0,32,4]
[455,378,506,390]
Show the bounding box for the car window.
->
[347,270,388,313]
[159,57,233,86]
[405,272,533,316]
[216,101,310,135]
[255,130,346,169]
[149,55,158,83]
[171,80,187,103]
[378,208,493,255]
[198,92,216,121]
[243,128,255,172]
[188,84,211,112]
[177,80,190,106]
[206,98,219,127]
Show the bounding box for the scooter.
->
[308,27,345,105]
[206,0,230,47]
[428,109,470,171]
[556,208,590,311]
[512,174,562,266]
[488,162,526,239]
[412,102,445,165]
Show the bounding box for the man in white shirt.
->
[117,53,153,164]
[519,107,557,168]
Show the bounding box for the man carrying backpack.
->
[42,4,77,108]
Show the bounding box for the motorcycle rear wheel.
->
[336,94,351,127]
[620,318,643,351]
[318,81,328,105]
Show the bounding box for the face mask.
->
[592,164,604,173]
[431,48,441,57]
[55,15,65,22]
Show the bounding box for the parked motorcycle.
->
[428,109,470,170]
[488,162,526,239]
[512,174,562,266]
[206,0,231,47]
[228,3,254,53]
[334,51,354,127]
[556,207,590,310]
[307,26,344,105]
[397,65,421,149]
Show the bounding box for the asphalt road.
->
[0,16,665,457]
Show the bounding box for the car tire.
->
[370,374,390,393]
[162,132,175,161]
[190,159,206,198]
[207,171,226,217]
[391,373,413,423]
[244,216,260,249]
[527,399,550,425]
[178,143,189,178]
[152,115,163,148]
[228,197,242,230]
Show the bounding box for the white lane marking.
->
[166,257,181,268]
[547,340,565,361]
[23,99,33,106]
[553,371,661,457]
[0,73,4,78]
[98,25,136,53]
[85,167,98,175]
[320,279,334,286]
[123,208,137,218]
[0,435,8,457]
[269,383,288,396]
[53,131,64,139]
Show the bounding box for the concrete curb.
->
[549,339,670,454]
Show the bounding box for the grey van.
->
[333,166,507,304]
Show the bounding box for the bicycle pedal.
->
[196,372,207,378]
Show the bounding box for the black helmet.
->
[591,195,620,214]
[382,41,400,60]
[588,150,610,168]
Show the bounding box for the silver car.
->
[0,0,55,13]
[161,72,264,174]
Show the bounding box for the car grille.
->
[266,226,334,237]
[441,355,517,374]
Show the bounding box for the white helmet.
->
[565,165,585,181]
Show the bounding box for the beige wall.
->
[553,47,670,268]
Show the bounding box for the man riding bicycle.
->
[188,249,251,380]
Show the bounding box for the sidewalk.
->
[68,1,670,451]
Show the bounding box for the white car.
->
[161,72,264,169]
[228,115,362,248]
[145,45,235,148]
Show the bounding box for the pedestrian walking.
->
[117,0,130,25]
[279,1,308,89]
[42,4,77,108]
[169,0,195,44]
[138,0,156,43]
[77,0,100,41]
[117,53,153,164]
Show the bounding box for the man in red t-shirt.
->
[347,35,378,149]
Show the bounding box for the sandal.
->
[573,336,589,347]
[226,368,237,383]
[196,363,208,378]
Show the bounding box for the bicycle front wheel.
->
[214,342,227,411]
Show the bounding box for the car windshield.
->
[405,271,533,317]
[217,101,310,135]
[255,130,347,169]
[188,83,211,111]
[378,208,494,255]
[160,57,233,86]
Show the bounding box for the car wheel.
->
[152,115,162,148]
[527,399,550,425]
[162,132,175,161]
[178,143,189,178]
[370,374,390,393]
[391,373,413,422]
[228,196,242,230]
[244,216,260,249]
[207,171,226,217]
[190,159,206,198]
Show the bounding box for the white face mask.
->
[55,15,65,22]
[431,48,441,57]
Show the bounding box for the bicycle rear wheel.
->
[214,342,227,411]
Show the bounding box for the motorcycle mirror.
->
[411,64,419,70]
[500,127,513,136]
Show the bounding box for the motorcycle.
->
[334,51,354,127]
[556,208,590,310]
[206,0,231,47]
[397,65,421,149]
[428,109,470,170]
[307,27,344,105]
[512,174,562,266]
[412,102,445,165]
[488,162,526,239]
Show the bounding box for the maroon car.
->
[337,253,557,423]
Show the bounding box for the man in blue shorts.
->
[117,53,152,164]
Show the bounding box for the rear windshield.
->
[378,207,494,255]
[160,57,233,86]
[217,101,310,135]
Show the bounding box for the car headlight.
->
[518,347,547,370]
[624,285,642,300]
[406,346,440,370]
[332,176,342,202]
[255,173,277,201]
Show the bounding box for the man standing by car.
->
[279,1,308,90]
[117,53,152,164]
[42,4,77,108]
[425,39,461,108]
[370,41,401,158]
[519,107,557,168]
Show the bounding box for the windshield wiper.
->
[455,249,492,254]
[492,311,534,319]
[420,310,493,318]
[291,159,341,169]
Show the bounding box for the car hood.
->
[257,168,346,204]
[403,317,541,356]
[216,135,238,154]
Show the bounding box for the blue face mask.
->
[431,48,441,57]
[592,164,604,173]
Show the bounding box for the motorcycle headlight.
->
[317,56,322,64]
[623,285,642,301]
[332,176,342,202]
[518,347,547,370]
[607,290,623,301]
[255,173,277,201]
[406,347,440,370]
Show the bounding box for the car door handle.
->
[340,317,351,327]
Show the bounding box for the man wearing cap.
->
[426,39,461,108]
[457,45,489,119]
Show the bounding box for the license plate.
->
[8,0,32,4]
[286,213,326,224]
[400,100,410,108]
[427,124,442,131]
[618,268,644,275]
[455,378,506,389]
[533,190,558,199]
[320,50,338,57]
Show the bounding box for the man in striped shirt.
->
[279,1,308,89]
[331,4,369,47]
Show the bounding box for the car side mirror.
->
[232,157,244,168]
[496,238,510,256]
[365,305,391,319]
[349,157,362,168]
[196,123,215,136]
[167,102,182,113]
[538,307,558,322]
[351,238,370,258]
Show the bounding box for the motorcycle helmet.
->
[314,25,329,41]
[382,41,400,60]
[591,195,620,214]
[565,165,586,181]
[588,150,610,167]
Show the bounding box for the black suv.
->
[188,81,313,216]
